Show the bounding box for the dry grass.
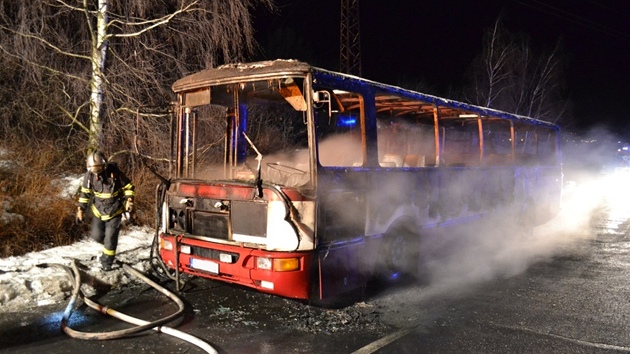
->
[0,142,159,258]
[129,169,161,227]
[1,143,83,257]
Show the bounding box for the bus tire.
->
[379,222,419,283]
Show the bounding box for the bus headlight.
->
[180,245,191,254]
[161,239,173,251]
[257,257,272,270]
[256,257,300,271]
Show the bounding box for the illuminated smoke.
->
[317,134,363,167]
[191,126,626,299]
[414,127,627,295]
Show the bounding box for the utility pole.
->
[339,0,361,76]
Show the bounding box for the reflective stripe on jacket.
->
[78,163,135,221]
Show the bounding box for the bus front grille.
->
[190,246,239,263]
[231,200,268,238]
[191,211,229,240]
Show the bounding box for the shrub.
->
[0,142,86,257]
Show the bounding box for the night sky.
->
[252,0,630,136]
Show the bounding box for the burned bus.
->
[155,60,561,303]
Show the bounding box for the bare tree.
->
[0,0,274,162]
[463,18,571,125]
[464,19,516,108]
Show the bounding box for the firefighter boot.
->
[101,254,115,271]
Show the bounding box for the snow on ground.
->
[0,226,154,312]
[53,174,85,199]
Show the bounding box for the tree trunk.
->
[88,0,109,152]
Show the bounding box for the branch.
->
[47,94,90,133]
[115,106,170,118]
[0,24,91,62]
[106,1,201,40]
[50,0,87,12]
[0,44,87,83]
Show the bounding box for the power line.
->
[582,0,630,21]
[511,0,630,41]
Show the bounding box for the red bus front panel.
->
[159,233,313,299]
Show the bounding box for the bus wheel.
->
[380,223,419,283]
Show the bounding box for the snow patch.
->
[1,197,24,225]
[0,226,154,312]
[53,174,84,199]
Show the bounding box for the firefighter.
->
[75,151,135,270]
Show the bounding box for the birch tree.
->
[464,19,516,108]
[463,18,570,125]
[0,0,273,157]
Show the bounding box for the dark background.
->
[252,0,630,137]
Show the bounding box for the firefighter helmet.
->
[87,151,107,174]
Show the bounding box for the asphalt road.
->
[2,191,630,353]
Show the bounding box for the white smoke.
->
[410,127,627,299]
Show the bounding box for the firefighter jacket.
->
[78,163,135,221]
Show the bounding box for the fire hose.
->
[47,259,217,354]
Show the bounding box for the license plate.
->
[190,258,219,274]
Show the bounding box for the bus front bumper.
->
[158,233,312,300]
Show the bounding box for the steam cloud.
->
[412,126,629,300]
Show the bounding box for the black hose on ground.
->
[150,182,181,285]
[48,260,217,353]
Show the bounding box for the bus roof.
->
[172,59,559,130]
[172,60,312,92]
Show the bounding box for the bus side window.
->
[377,111,434,168]
[514,128,539,165]
[316,91,364,167]
[482,126,513,166]
[442,125,479,166]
